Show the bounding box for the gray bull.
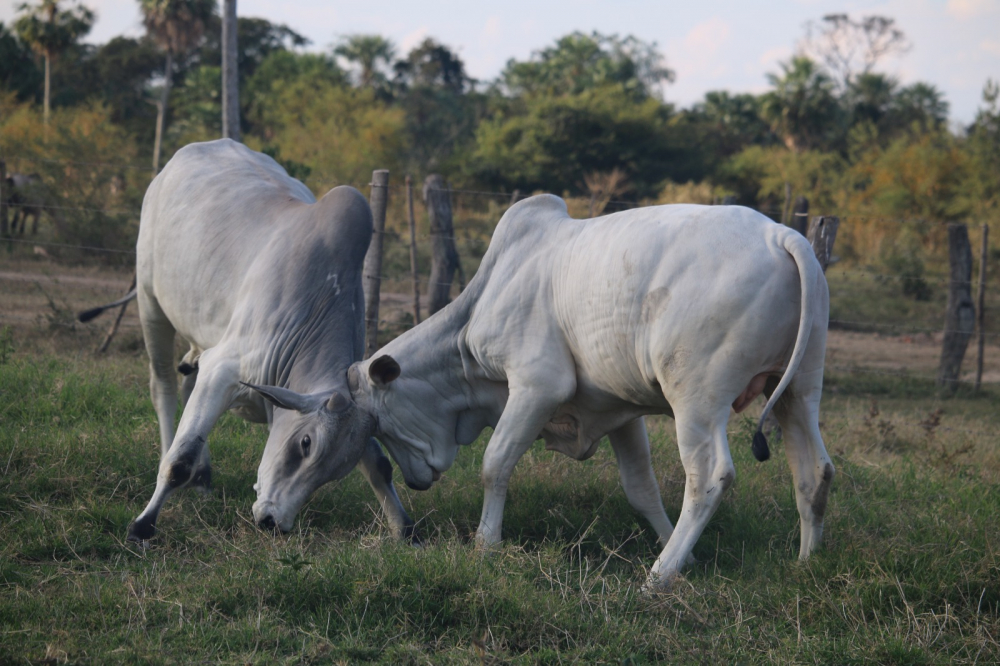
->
[118,139,412,542]
[254,195,835,589]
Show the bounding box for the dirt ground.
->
[2,257,999,385]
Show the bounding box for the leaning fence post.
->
[364,169,389,358]
[938,223,975,391]
[406,175,421,325]
[807,216,840,272]
[975,224,989,391]
[423,174,462,315]
[97,273,136,353]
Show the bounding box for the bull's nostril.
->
[258,515,276,530]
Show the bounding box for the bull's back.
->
[471,202,806,404]
[137,140,315,346]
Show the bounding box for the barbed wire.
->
[3,155,151,172]
[828,318,1000,339]
[6,201,137,216]
[0,237,135,255]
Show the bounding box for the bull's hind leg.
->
[646,404,733,589]
[608,418,674,546]
[772,368,834,559]
[138,292,179,455]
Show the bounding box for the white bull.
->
[121,139,412,542]
[258,194,835,588]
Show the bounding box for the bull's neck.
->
[378,296,474,407]
[260,289,363,393]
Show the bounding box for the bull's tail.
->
[751,234,822,462]
[78,289,137,323]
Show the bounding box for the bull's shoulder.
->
[159,139,315,205]
[306,186,374,263]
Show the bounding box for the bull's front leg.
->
[476,384,573,547]
[128,352,239,542]
[356,438,417,542]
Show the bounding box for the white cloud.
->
[946,0,999,19]
[399,26,429,53]
[682,17,731,55]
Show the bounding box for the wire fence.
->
[1,156,996,407]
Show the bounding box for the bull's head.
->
[244,382,374,532]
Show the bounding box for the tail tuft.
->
[77,307,105,323]
[752,430,771,462]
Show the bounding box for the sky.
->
[3,0,999,124]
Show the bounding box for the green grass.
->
[1,352,999,664]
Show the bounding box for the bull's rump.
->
[136,140,316,347]
[469,201,819,410]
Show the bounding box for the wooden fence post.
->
[364,169,389,358]
[975,224,989,391]
[807,216,840,272]
[406,175,421,325]
[720,195,737,205]
[509,189,521,206]
[792,196,809,236]
[938,223,975,390]
[423,174,463,316]
[781,182,792,225]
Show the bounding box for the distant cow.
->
[4,173,56,236]
[98,139,413,542]
[254,195,834,589]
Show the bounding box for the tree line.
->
[1,3,998,268]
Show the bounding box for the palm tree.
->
[14,0,94,126]
[333,34,394,89]
[760,56,839,152]
[139,0,216,174]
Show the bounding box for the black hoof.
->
[127,517,156,542]
[402,519,421,546]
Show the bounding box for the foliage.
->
[0,93,147,253]
[139,0,215,58]
[760,56,842,152]
[0,21,42,101]
[499,30,674,101]
[333,33,395,91]
[250,78,405,191]
[13,0,93,62]
[470,86,677,197]
[801,13,910,91]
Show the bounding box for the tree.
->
[0,22,43,101]
[499,31,673,100]
[13,0,94,125]
[333,34,395,90]
[470,86,677,197]
[139,0,216,173]
[760,56,841,152]
[392,38,481,172]
[801,13,909,91]
[891,82,948,133]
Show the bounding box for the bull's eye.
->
[301,435,312,458]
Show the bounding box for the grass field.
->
[1,332,998,664]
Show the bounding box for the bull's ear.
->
[369,355,401,387]
[326,390,351,413]
[242,382,324,413]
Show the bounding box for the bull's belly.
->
[541,379,671,461]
